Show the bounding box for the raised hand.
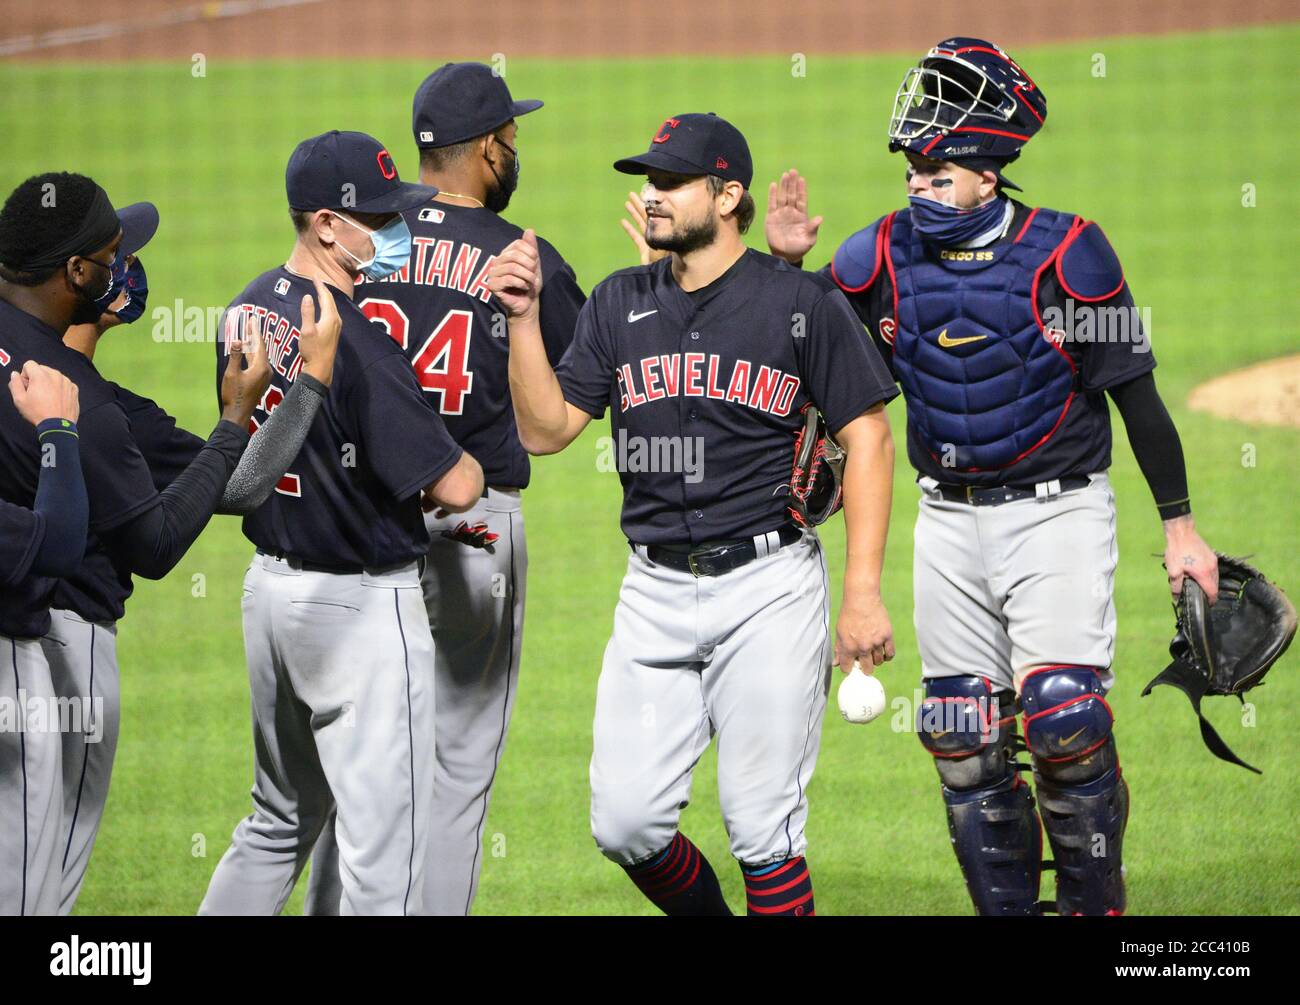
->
[220,308,273,428]
[765,169,823,265]
[487,229,543,322]
[9,361,80,425]
[298,277,342,387]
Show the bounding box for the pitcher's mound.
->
[1188,355,1300,429]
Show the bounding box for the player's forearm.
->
[29,420,89,577]
[1109,372,1191,520]
[104,421,249,580]
[426,451,484,513]
[507,314,573,454]
[63,323,104,361]
[218,373,327,515]
[839,412,894,598]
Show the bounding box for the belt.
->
[933,475,1090,507]
[638,525,802,578]
[256,549,421,577]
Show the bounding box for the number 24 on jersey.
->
[359,298,475,415]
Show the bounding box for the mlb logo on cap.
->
[412,61,544,149]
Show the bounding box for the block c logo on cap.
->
[376,149,397,180]
[653,118,680,144]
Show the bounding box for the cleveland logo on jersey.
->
[617,353,802,418]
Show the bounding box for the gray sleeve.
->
[218,372,328,515]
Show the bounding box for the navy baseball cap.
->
[286,130,437,214]
[117,202,159,256]
[413,62,543,149]
[613,113,753,189]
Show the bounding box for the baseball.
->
[838,661,887,724]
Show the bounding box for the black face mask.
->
[69,255,114,325]
[485,137,520,214]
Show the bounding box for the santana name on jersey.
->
[364,237,497,303]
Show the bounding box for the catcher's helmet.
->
[888,38,1046,164]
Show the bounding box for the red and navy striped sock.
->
[623,833,732,916]
[742,857,815,916]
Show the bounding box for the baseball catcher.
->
[764,37,1227,916]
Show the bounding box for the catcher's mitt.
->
[1142,554,1297,774]
[786,405,846,528]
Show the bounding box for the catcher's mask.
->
[1143,556,1297,774]
[888,37,1046,164]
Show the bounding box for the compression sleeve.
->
[29,419,89,577]
[101,420,249,579]
[219,373,327,515]
[1108,372,1192,520]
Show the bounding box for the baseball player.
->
[763,38,1220,915]
[488,113,899,916]
[1,365,87,914]
[305,62,586,916]
[45,206,341,916]
[0,171,273,915]
[199,130,485,916]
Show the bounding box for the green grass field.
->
[1,24,1297,915]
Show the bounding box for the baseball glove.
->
[1142,554,1297,774]
[786,404,846,528]
[441,520,499,552]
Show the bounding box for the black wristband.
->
[1157,498,1192,521]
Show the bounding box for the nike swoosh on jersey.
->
[628,309,658,323]
[936,328,989,348]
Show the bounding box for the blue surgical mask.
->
[335,212,412,280]
[908,195,1007,247]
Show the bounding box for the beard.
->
[645,209,718,255]
[485,176,514,213]
[485,152,519,214]
[69,279,106,325]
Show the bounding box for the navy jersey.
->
[215,268,463,570]
[355,203,584,489]
[554,249,898,546]
[53,384,206,624]
[825,200,1155,487]
[0,300,164,638]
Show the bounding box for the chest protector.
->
[885,207,1081,472]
